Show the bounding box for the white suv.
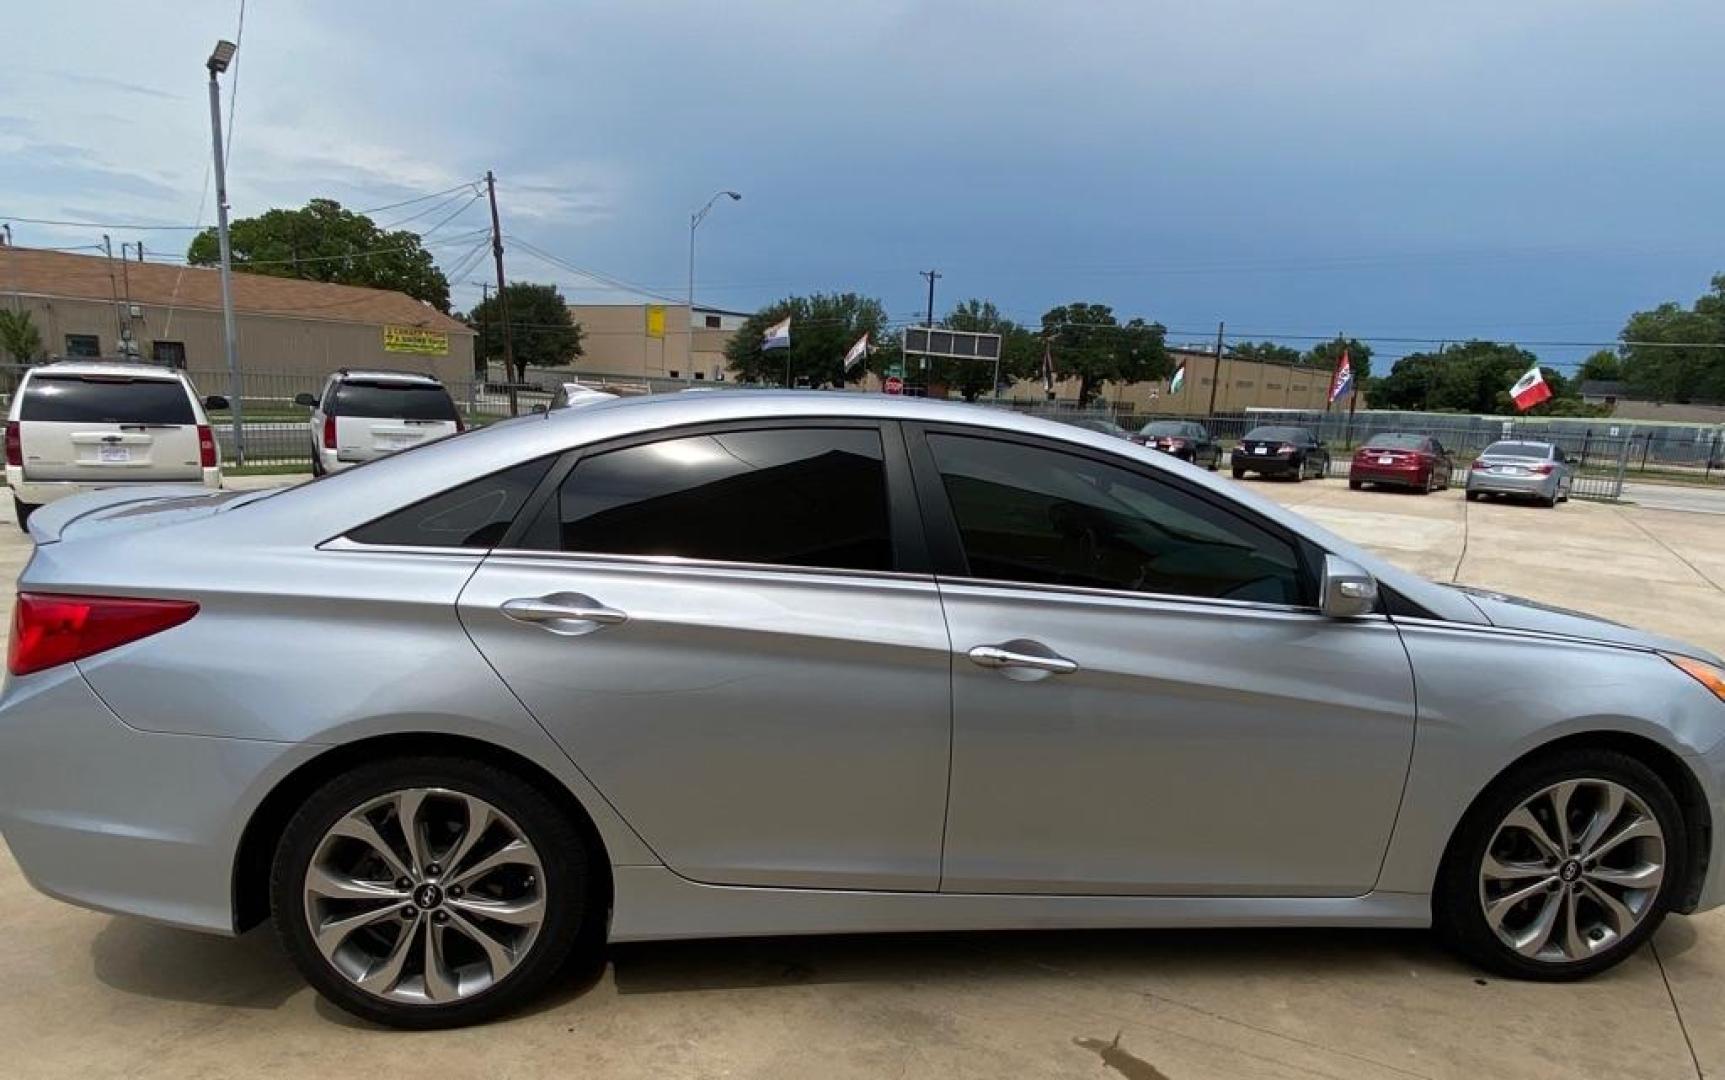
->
[5,361,223,530]
[296,370,463,476]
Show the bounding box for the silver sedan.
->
[2,392,1723,1029]
[1465,439,1574,506]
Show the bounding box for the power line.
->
[376,185,482,231]
[353,180,487,216]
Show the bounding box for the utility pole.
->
[101,234,126,349]
[118,242,137,358]
[919,269,940,390]
[477,281,491,379]
[485,170,518,415]
[207,39,245,463]
[1206,321,1224,417]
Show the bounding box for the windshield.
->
[1244,426,1307,442]
[332,381,458,421]
[21,375,195,424]
[1483,441,1552,460]
[1363,434,1428,450]
[1141,421,1196,437]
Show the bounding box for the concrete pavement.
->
[0,478,1720,1079]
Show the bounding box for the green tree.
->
[1229,340,1302,366]
[1617,275,1725,403]
[0,309,44,364]
[1576,349,1623,384]
[187,198,454,311]
[1371,340,1569,415]
[1302,336,1374,386]
[726,292,895,388]
[1040,302,1168,405]
[468,282,584,382]
[936,299,1041,401]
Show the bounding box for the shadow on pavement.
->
[90,918,303,1010]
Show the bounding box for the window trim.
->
[501,417,931,576]
[903,421,1322,610]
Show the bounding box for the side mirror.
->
[203,394,229,410]
[1320,555,1378,618]
[293,392,318,407]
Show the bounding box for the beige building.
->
[997,346,1360,414]
[565,303,747,382]
[0,247,474,390]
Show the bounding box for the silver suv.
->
[296,369,462,475]
[4,361,223,530]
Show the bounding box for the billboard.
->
[901,326,1002,361]
[382,326,451,356]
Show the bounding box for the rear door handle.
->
[967,643,1078,676]
[501,594,628,633]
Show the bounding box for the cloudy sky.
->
[3,0,1722,367]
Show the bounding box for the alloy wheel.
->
[1477,778,1665,964]
[302,787,547,1004]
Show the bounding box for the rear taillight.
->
[1471,459,1488,470]
[4,421,19,467]
[9,592,199,677]
[1531,463,1554,475]
[1167,438,1186,448]
[197,424,217,468]
[1277,443,1296,455]
[322,414,337,450]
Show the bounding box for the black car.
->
[1138,420,1222,470]
[1067,417,1135,440]
[1232,425,1330,481]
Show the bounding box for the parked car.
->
[1349,433,1455,493]
[1464,440,1573,507]
[4,361,223,530]
[549,384,618,410]
[296,370,463,476]
[1138,420,1222,470]
[1232,425,1330,481]
[1067,416,1135,440]
[3,392,1724,1029]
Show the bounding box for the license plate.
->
[1495,466,1520,475]
[97,445,130,463]
[380,435,419,450]
[1253,446,1267,455]
[1377,456,1394,465]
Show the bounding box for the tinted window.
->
[332,380,458,421]
[1244,426,1309,443]
[64,334,100,358]
[1140,421,1185,436]
[21,375,195,424]
[349,458,552,548]
[1484,441,1552,459]
[928,434,1306,605]
[553,427,891,571]
[1363,433,1428,450]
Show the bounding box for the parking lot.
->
[1,478,1722,1080]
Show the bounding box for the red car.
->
[1348,433,1454,493]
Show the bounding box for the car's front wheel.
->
[1435,748,1685,981]
[271,756,596,1028]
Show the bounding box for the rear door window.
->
[21,375,195,424]
[332,381,458,421]
[348,459,553,548]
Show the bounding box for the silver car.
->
[2,392,1723,1029]
[1465,439,1574,506]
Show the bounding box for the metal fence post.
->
[1611,435,1632,500]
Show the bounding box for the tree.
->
[1229,340,1302,366]
[1576,349,1623,384]
[1370,340,1573,415]
[0,310,44,364]
[726,292,895,388]
[1039,302,1169,405]
[1616,275,1725,403]
[468,282,583,382]
[937,299,1042,401]
[1302,336,1374,385]
[187,198,454,311]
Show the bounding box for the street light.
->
[206,38,245,462]
[687,189,741,381]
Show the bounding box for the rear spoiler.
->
[26,485,218,545]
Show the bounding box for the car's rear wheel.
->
[1348,478,1363,490]
[13,496,37,532]
[1435,748,1684,981]
[1466,490,1481,501]
[271,756,594,1028]
[1232,465,1246,480]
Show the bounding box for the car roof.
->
[27,361,186,381]
[333,368,443,384]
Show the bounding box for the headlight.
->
[1665,654,1725,704]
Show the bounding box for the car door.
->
[459,420,954,891]
[909,425,1418,896]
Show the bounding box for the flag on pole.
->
[1509,363,1553,412]
[842,333,870,372]
[1168,364,1186,395]
[1328,348,1354,404]
[1041,342,1056,396]
[762,316,791,351]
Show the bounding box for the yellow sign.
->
[382,325,450,355]
[645,305,666,340]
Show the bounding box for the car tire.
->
[271,755,596,1029]
[1434,747,1686,981]
[1542,492,1559,508]
[1348,478,1362,491]
[1206,453,1219,472]
[310,444,325,477]
[13,496,37,532]
[1232,466,1246,480]
[1466,490,1480,502]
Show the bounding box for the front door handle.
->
[501,593,628,633]
[968,643,1078,676]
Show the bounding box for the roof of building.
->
[1578,379,1626,398]
[1,247,472,334]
